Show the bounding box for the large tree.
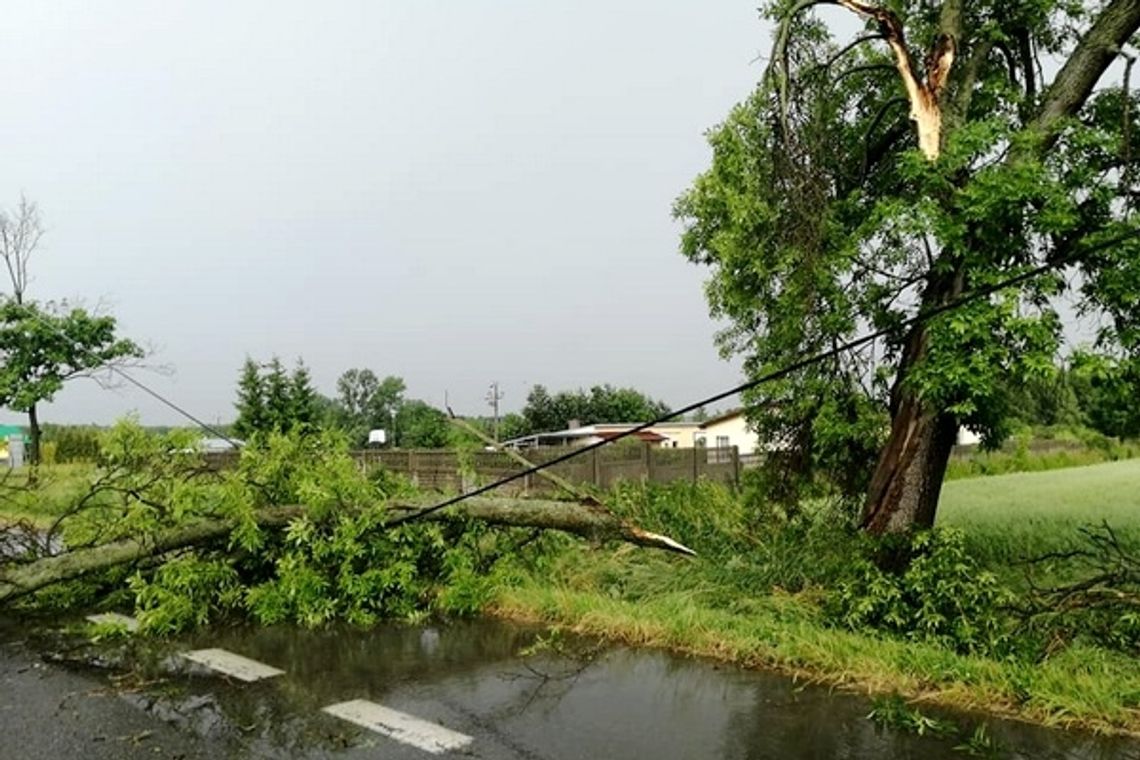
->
[334,368,405,446]
[0,300,143,462]
[676,0,1140,533]
[395,400,450,448]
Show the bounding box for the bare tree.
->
[0,196,43,305]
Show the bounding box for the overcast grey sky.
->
[0,1,776,426]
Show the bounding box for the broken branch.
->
[0,495,695,605]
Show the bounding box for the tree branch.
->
[0,496,696,605]
[1032,0,1140,142]
[771,0,955,160]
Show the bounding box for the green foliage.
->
[233,356,322,439]
[395,400,450,448]
[233,358,268,439]
[1070,352,1140,439]
[497,412,529,442]
[87,619,135,643]
[829,529,1012,656]
[519,383,671,436]
[40,424,103,463]
[334,368,405,446]
[499,471,1140,733]
[0,300,143,415]
[560,480,863,611]
[866,694,1006,756]
[954,725,1005,759]
[674,1,1140,512]
[131,556,243,634]
[21,421,528,633]
[1002,364,1085,430]
[866,694,958,738]
[945,428,1139,480]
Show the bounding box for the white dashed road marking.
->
[85,612,140,631]
[181,648,285,682]
[323,699,473,755]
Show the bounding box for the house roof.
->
[596,430,668,443]
[699,408,745,429]
[502,422,679,448]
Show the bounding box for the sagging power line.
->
[386,230,1140,527]
[10,229,1137,514]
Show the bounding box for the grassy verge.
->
[8,451,1140,735]
[491,585,1140,735]
[0,463,96,527]
[945,429,1140,481]
[489,465,1140,736]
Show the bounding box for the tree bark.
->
[862,265,964,535]
[1032,0,1140,140]
[0,495,695,605]
[861,387,958,534]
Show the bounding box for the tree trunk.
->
[0,495,695,605]
[26,403,39,466]
[861,390,958,535]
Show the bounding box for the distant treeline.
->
[36,423,221,464]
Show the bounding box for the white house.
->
[693,409,763,453]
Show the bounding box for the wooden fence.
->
[204,444,741,496]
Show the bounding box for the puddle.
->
[15,618,1140,759]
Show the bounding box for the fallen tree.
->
[0,495,694,606]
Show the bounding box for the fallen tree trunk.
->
[0,496,693,605]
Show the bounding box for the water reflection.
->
[31,619,1140,759]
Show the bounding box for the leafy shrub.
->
[41,425,103,463]
[946,425,1140,481]
[829,528,1013,655]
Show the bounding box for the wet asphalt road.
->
[2,620,1139,760]
[0,636,227,759]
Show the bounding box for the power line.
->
[108,367,240,447]
[386,229,1140,527]
[0,303,241,447]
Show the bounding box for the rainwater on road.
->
[9,619,1140,759]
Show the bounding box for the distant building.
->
[956,427,982,446]
[649,422,704,448]
[199,437,243,453]
[0,424,26,465]
[694,409,762,453]
[502,421,702,449]
[693,407,985,453]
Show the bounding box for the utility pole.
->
[486,381,504,442]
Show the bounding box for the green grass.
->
[9,457,1140,734]
[944,445,1138,480]
[944,427,1140,481]
[0,463,97,527]
[939,459,1140,570]
[493,467,1140,736]
[494,585,1140,735]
